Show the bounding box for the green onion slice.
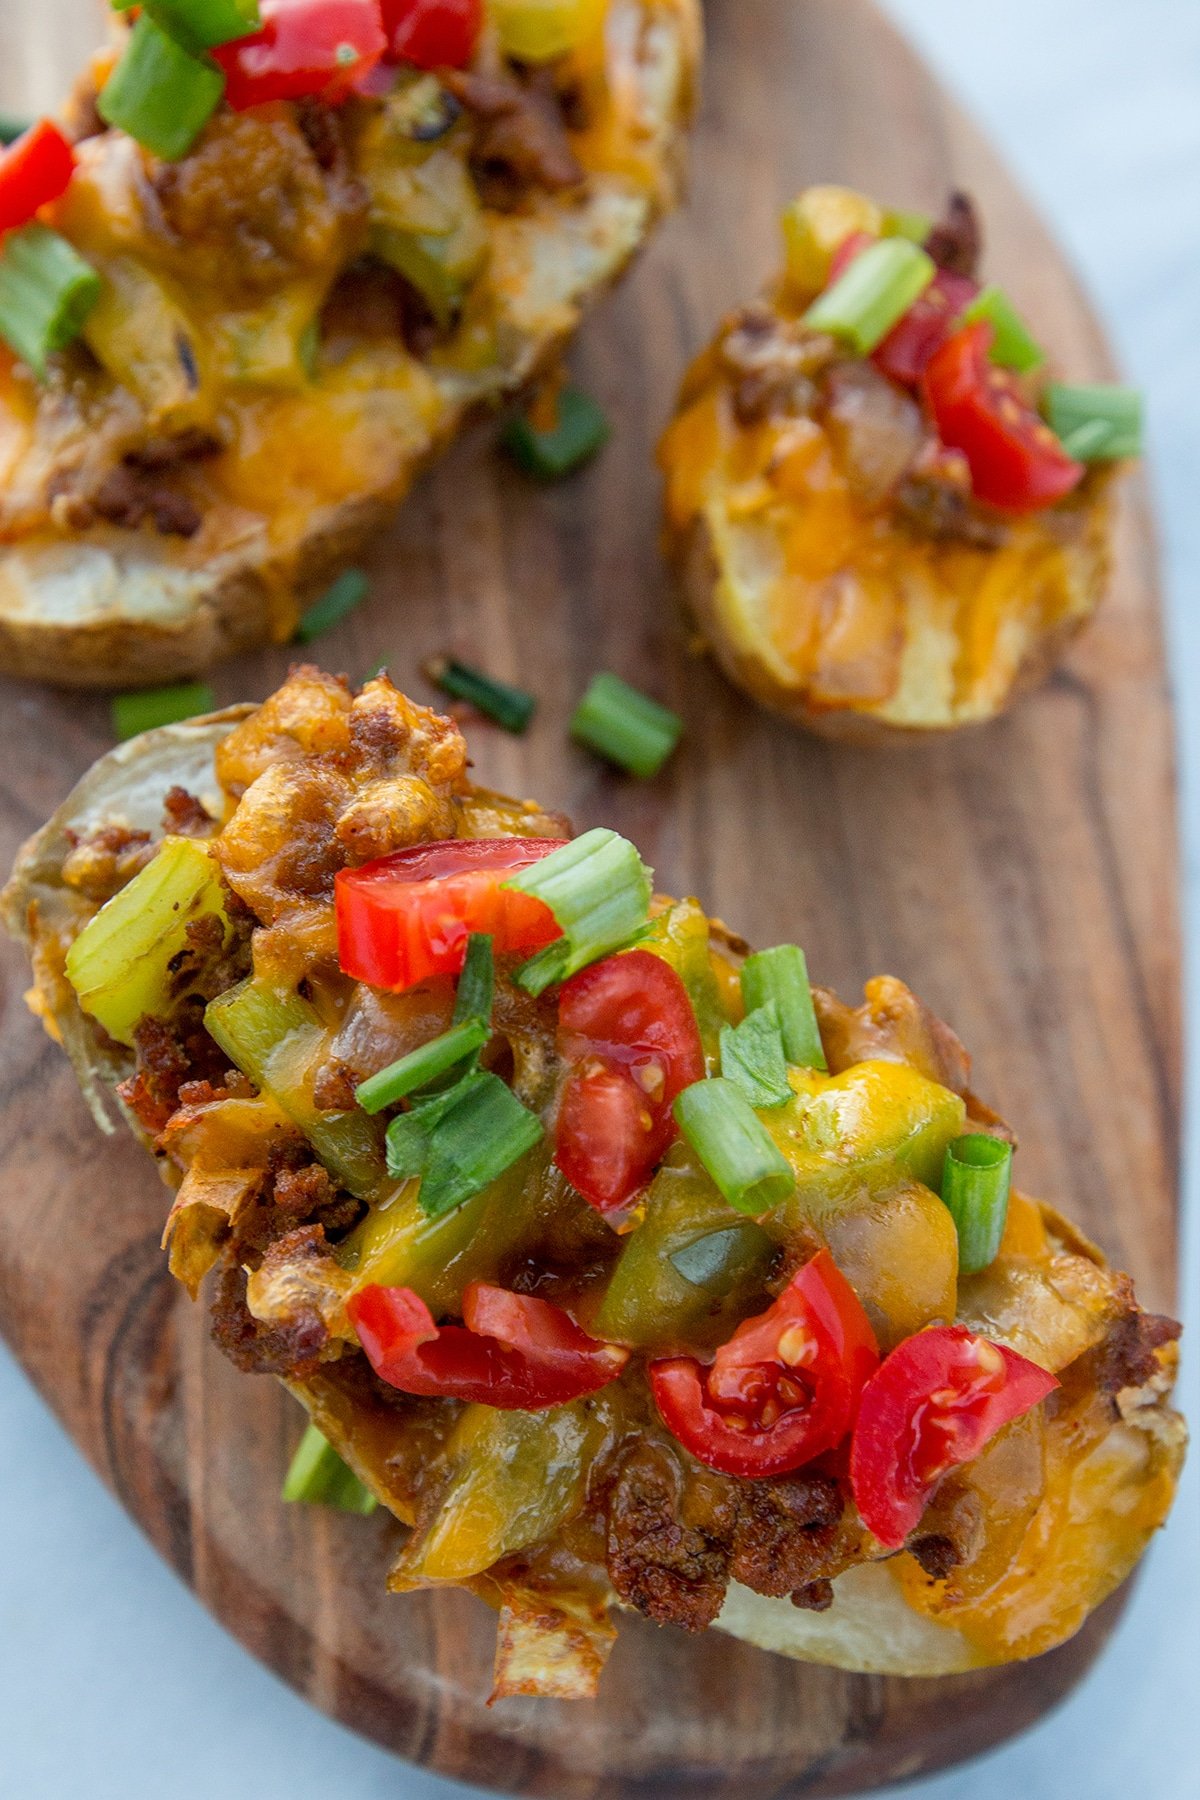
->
[112,681,215,741]
[355,1018,490,1115]
[453,931,495,1027]
[674,1078,795,1216]
[883,208,933,244]
[426,657,536,734]
[295,568,369,644]
[501,386,610,480]
[570,673,682,780]
[385,1069,544,1217]
[1043,383,1143,462]
[99,16,225,162]
[129,0,262,50]
[803,238,936,354]
[739,945,827,1072]
[0,225,102,378]
[281,1422,378,1514]
[958,284,1045,374]
[505,828,653,996]
[719,1003,793,1109]
[941,1133,1013,1275]
[0,114,32,148]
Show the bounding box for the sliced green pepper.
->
[205,979,386,1199]
[66,836,229,1047]
[395,1393,615,1585]
[593,1152,775,1355]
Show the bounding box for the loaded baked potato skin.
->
[3,668,1184,1698]
[0,0,701,687]
[659,188,1119,741]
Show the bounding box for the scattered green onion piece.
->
[426,656,536,734]
[98,16,226,162]
[501,386,610,480]
[740,945,827,1072]
[112,681,215,741]
[803,238,936,354]
[120,0,261,49]
[941,1133,1013,1275]
[958,284,1045,374]
[570,673,682,779]
[673,1078,795,1216]
[295,568,369,644]
[282,1422,378,1514]
[453,932,495,1027]
[0,225,102,378]
[355,1018,490,1116]
[884,208,932,244]
[506,827,652,996]
[1043,383,1143,462]
[719,1003,793,1109]
[385,1069,544,1217]
[0,114,32,148]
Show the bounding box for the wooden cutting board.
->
[0,2,1181,1794]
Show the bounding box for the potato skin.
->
[0,0,702,689]
[676,502,1112,746]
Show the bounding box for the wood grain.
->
[0,1,1180,1794]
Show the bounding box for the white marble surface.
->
[1,3,1197,1796]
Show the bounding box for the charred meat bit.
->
[604,1442,736,1632]
[125,429,222,473]
[162,785,215,837]
[728,1473,846,1598]
[908,1533,961,1582]
[924,191,982,280]
[1094,1302,1181,1399]
[90,465,203,539]
[791,1578,835,1612]
[60,821,153,901]
[446,68,584,198]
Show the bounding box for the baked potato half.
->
[0,0,701,687]
[3,668,1183,1698]
[659,187,1130,740]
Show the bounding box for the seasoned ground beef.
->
[925,191,982,280]
[447,67,583,197]
[210,1256,329,1378]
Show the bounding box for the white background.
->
[1,3,1197,1796]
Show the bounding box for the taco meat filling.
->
[11,667,1184,1697]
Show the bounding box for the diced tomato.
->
[554,949,705,1216]
[383,0,481,67]
[649,1251,880,1478]
[347,1280,630,1409]
[923,321,1084,513]
[336,836,563,992]
[872,268,979,386]
[0,120,76,236]
[849,1323,1059,1550]
[216,0,388,109]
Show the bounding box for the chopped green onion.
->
[673,1078,795,1216]
[506,828,652,996]
[295,568,369,643]
[112,681,215,741]
[123,0,261,49]
[884,208,932,244]
[0,225,102,378]
[501,386,610,480]
[719,1004,793,1109]
[385,1069,543,1216]
[98,16,225,162]
[453,932,495,1027]
[1043,384,1143,462]
[355,1018,490,1115]
[570,673,682,779]
[958,284,1044,374]
[282,1422,378,1514]
[740,946,827,1072]
[426,656,536,734]
[0,114,31,148]
[941,1133,1013,1274]
[803,238,936,354]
